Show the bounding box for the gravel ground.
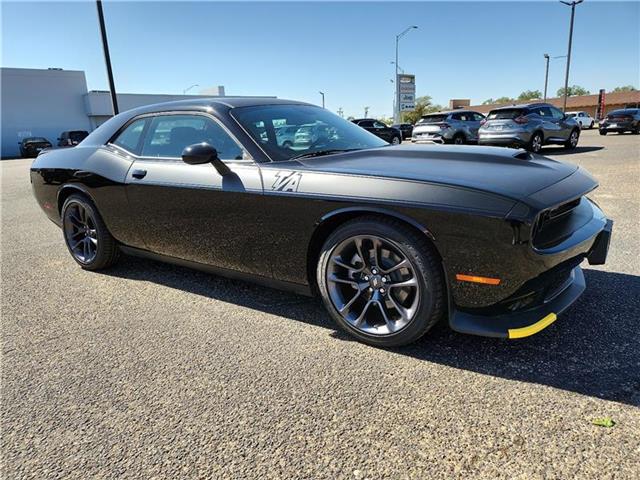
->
[2,129,639,479]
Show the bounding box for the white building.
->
[1,67,227,158]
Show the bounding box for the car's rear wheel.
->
[317,217,444,347]
[564,129,579,149]
[282,140,293,148]
[600,130,607,135]
[528,132,543,153]
[452,133,466,145]
[391,135,401,145]
[62,194,120,270]
[589,121,594,129]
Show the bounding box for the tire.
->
[452,133,466,145]
[589,121,594,129]
[317,216,444,347]
[282,140,293,148]
[564,129,579,149]
[600,130,607,136]
[528,132,543,153]
[391,135,401,145]
[62,194,120,270]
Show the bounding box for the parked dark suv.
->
[57,130,89,147]
[351,119,402,144]
[479,103,580,153]
[599,108,640,135]
[391,123,414,140]
[18,137,52,158]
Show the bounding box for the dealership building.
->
[1,67,228,158]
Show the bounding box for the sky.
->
[2,1,639,118]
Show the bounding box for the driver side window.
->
[140,114,244,160]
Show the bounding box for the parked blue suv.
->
[478,103,580,153]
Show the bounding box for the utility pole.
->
[394,25,418,123]
[319,91,325,108]
[96,0,118,115]
[560,0,583,112]
[543,54,550,101]
[364,106,369,118]
[337,107,344,118]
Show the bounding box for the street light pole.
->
[543,54,550,101]
[394,25,418,123]
[183,84,199,95]
[96,0,118,115]
[560,0,583,112]
[319,91,325,108]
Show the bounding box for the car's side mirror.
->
[182,142,231,176]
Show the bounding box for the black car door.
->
[372,120,393,141]
[121,112,270,275]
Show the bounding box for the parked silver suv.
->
[478,103,580,153]
[411,110,485,144]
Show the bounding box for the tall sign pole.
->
[96,0,119,115]
[560,0,583,112]
[394,26,417,123]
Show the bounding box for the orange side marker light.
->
[455,274,501,285]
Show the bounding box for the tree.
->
[346,116,355,121]
[400,95,444,124]
[556,85,590,97]
[517,90,542,101]
[377,116,394,126]
[482,98,495,105]
[612,85,637,93]
[494,96,514,105]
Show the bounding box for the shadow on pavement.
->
[105,258,640,406]
[542,145,604,156]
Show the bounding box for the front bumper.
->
[449,215,613,339]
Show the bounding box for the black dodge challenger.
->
[30,98,612,346]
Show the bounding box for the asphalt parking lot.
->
[2,129,639,479]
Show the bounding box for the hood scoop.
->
[512,149,533,160]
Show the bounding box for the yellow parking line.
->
[508,313,558,339]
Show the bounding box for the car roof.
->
[489,102,550,111]
[422,109,481,115]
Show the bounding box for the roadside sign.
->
[397,74,416,111]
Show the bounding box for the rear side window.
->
[141,114,243,160]
[112,118,146,153]
[418,114,447,123]
[487,109,525,120]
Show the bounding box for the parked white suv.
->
[566,111,595,129]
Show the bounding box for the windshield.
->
[487,108,525,120]
[24,137,48,143]
[417,114,447,124]
[232,104,388,161]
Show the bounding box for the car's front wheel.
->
[564,129,579,149]
[317,217,444,347]
[600,130,607,135]
[391,135,401,145]
[62,194,120,270]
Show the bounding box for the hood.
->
[290,145,579,201]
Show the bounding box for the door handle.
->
[132,169,147,179]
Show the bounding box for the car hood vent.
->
[513,149,533,160]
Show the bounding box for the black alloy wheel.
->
[317,217,444,347]
[62,194,120,270]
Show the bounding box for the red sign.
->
[597,89,606,119]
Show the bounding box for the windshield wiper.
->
[291,148,360,160]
